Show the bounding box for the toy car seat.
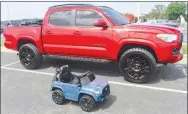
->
[56,65,73,83]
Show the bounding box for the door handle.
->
[73,31,82,35]
[92,44,105,47]
[46,30,53,34]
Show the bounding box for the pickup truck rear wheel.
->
[119,48,156,83]
[19,43,43,69]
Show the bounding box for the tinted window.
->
[99,8,130,25]
[49,11,71,26]
[76,10,102,26]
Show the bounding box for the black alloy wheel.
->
[119,48,157,83]
[52,89,64,105]
[19,43,43,69]
[79,95,95,112]
[123,54,150,80]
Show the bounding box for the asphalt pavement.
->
[1,52,187,114]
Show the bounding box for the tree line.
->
[145,2,187,20]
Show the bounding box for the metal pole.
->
[7,4,12,26]
[137,1,140,23]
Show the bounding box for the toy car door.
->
[63,83,80,101]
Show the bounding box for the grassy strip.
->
[182,44,187,54]
[1,41,4,46]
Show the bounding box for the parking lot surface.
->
[1,52,187,114]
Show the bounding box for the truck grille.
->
[102,85,110,96]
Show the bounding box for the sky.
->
[1,2,171,21]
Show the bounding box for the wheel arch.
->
[17,36,44,53]
[17,38,37,51]
[117,42,158,62]
[51,86,63,92]
[78,92,95,101]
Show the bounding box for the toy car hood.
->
[82,77,108,91]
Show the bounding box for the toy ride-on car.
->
[50,65,110,112]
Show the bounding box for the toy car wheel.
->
[19,43,43,69]
[119,48,157,83]
[79,95,95,112]
[52,89,64,105]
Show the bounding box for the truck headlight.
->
[93,90,101,95]
[156,34,177,42]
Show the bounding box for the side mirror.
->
[94,19,108,27]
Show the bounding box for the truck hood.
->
[126,23,180,34]
[82,77,108,92]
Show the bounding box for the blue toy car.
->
[50,65,110,112]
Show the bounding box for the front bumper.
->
[96,85,110,102]
[96,92,110,102]
[163,48,183,63]
[167,48,184,63]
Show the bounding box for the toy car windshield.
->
[79,71,96,86]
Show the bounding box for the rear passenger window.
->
[49,11,71,26]
[76,10,102,26]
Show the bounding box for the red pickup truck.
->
[3,4,184,83]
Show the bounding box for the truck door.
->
[72,10,113,59]
[42,10,77,55]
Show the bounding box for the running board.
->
[47,55,112,63]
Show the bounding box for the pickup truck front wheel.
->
[19,43,43,69]
[119,48,157,83]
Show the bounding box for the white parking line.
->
[109,81,187,94]
[2,61,20,67]
[1,66,187,94]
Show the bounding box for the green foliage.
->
[183,44,187,54]
[1,41,4,46]
[165,2,187,20]
[146,4,166,19]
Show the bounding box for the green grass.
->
[1,41,4,46]
[182,44,187,54]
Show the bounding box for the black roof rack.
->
[49,4,97,9]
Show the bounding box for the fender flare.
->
[51,85,63,92]
[78,91,96,101]
[16,35,44,53]
[117,38,159,59]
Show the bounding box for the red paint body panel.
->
[3,6,183,64]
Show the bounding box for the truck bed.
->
[3,25,42,51]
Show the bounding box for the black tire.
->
[79,95,95,112]
[19,43,43,69]
[119,48,157,83]
[52,89,65,105]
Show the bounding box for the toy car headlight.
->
[93,90,101,95]
[156,34,177,42]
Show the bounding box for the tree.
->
[165,2,187,20]
[146,4,166,19]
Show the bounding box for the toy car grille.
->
[102,85,110,96]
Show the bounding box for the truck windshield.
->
[99,7,130,25]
